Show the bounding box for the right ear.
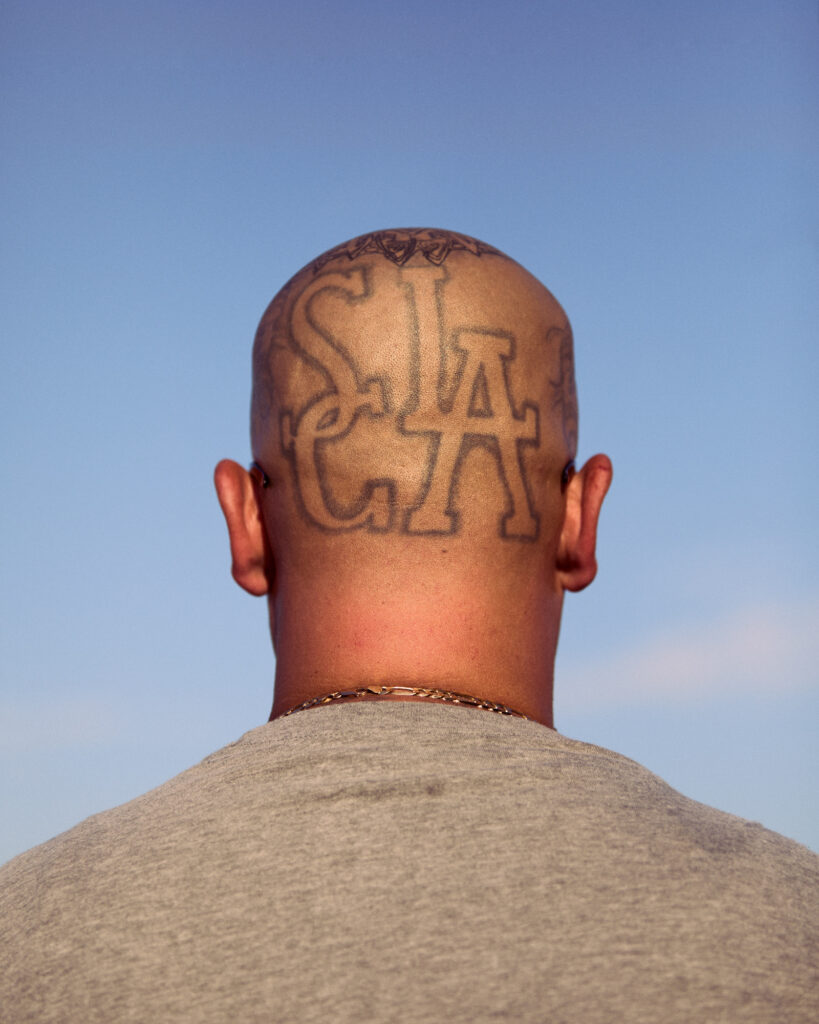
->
[556,453,612,593]
[213,459,271,596]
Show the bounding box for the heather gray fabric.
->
[1,701,816,1023]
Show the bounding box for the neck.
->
[267,572,562,727]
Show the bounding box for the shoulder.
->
[0,725,268,906]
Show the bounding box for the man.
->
[2,228,816,1022]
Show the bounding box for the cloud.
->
[558,598,819,712]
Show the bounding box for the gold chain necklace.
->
[282,685,529,719]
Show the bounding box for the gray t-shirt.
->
[1,701,816,1022]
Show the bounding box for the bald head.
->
[216,228,609,721]
[251,227,577,551]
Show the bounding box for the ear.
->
[556,453,612,593]
[213,459,271,596]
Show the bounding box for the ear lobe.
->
[213,459,271,596]
[556,453,612,593]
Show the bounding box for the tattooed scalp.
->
[251,228,578,549]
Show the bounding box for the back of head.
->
[215,227,609,721]
[251,228,577,589]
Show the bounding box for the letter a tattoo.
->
[399,266,539,539]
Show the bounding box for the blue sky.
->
[1,0,817,863]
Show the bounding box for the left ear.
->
[213,459,271,596]
[556,453,612,593]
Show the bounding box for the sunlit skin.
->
[215,229,611,728]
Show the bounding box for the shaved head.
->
[216,227,609,721]
[251,227,577,557]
